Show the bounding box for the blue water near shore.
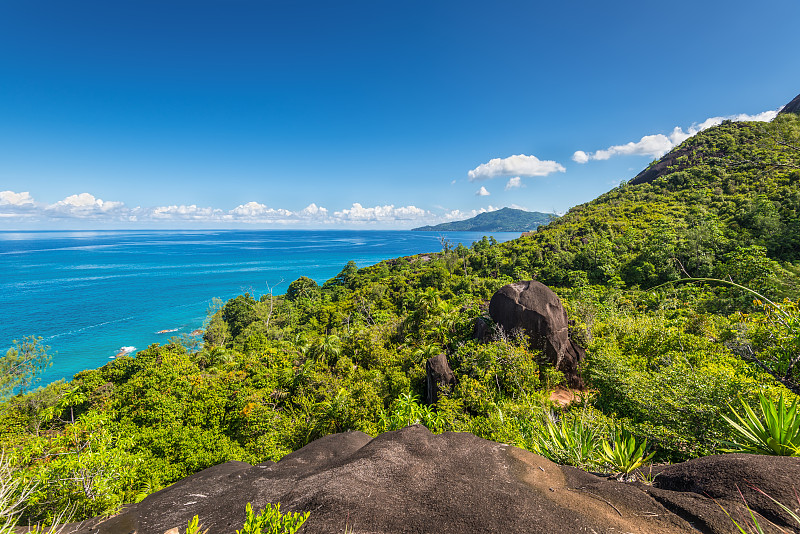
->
[1,229,518,386]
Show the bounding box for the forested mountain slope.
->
[495,111,800,293]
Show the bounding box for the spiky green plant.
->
[185,515,208,534]
[721,392,800,456]
[378,392,445,433]
[599,425,655,479]
[529,413,602,469]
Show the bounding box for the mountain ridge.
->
[778,92,800,116]
[413,207,556,232]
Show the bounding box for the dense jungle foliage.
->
[2,113,800,525]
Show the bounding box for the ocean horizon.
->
[2,229,518,387]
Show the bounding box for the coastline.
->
[3,229,519,387]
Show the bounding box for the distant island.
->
[412,207,557,232]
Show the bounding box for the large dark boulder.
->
[647,454,800,533]
[488,280,585,388]
[62,427,696,534]
[60,427,800,534]
[425,352,455,404]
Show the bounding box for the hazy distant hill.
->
[412,207,556,232]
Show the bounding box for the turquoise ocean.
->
[1,230,518,387]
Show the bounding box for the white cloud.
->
[149,204,227,221]
[573,134,675,162]
[442,209,468,221]
[468,154,566,181]
[571,151,589,164]
[0,193,429,226]
[333,203,429,222]
[573,109,780,163]
[124,201,326,224]
[698,109,779,128]
[53,193,124,211]
[229,201,294,221]
[231,201,269,217]
[0,190,39,219]
[0,191,507,228]
[299,203,327,217]
[46,193,128,219]
[505,177,523,190]
[442,206,499,221]
[0,191,35,206]
[476,186,491,196]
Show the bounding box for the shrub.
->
[236,502,309,534]
[721,392,800,456]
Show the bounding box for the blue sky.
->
[1,0,798,228]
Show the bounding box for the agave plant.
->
[529,413,602,469]
[599,424,655,480]
[721,392,800,456]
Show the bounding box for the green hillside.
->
[495,110,800,292]
[3,101,800,526]
[412,207,556,232]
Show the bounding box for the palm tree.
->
[315,334,341,363]
[412,343,442,363]
[430,300,459,346]
[408,288,441,332]
[310,388,350,438]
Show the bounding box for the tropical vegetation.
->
[1,111,800,526]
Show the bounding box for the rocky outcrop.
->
[488,281,585,388]
[472,316,491,342]
[425,352,455,404]
[778,93,800,116]
[629,143,695,185]
[629,93,800,187]
[61,427,800,534]
[647,454,800,533]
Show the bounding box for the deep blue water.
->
[1,229,518,386]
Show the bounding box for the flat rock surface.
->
[61,426,800,534]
